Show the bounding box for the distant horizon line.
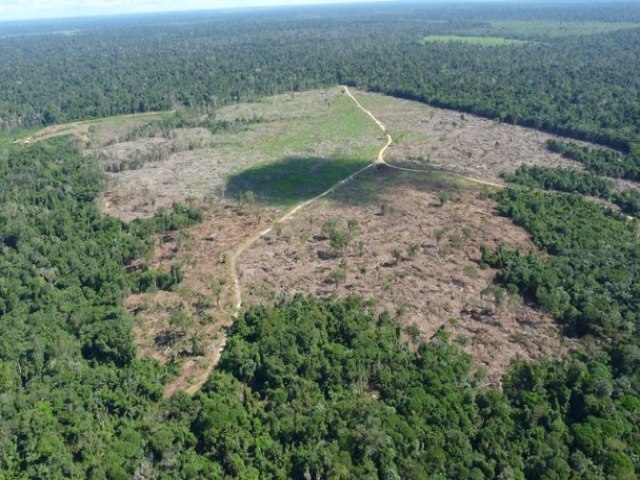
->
[0,0,399,23]
[0,0,624,26]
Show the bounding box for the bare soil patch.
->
[126,198,278,396]
[239,167,575,382]
[352,90,597,183]
[17,88,588,392]
[90,87,584,390]
[98,87,381,220]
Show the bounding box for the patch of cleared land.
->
[25,86,602,390]
[96,87,585,387]
[28,86,627,210]
[126,198,279,396]
[422,35,531,46]
[14,111,169,146]
[238,167,574,382]
[350,89,617,185]
[102,87,387,394]
[99,88,382,219]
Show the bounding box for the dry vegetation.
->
[24,87,596,389]
[84,88,383,394]
[126,198,278,396]
[239,167,574,382]
[353,90,591,182]
[96,88,584,385]
[99,87,381,220]
[15,111,167,146]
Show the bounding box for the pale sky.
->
[0,0,388,21]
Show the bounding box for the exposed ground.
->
[127,199,279,396]
[239,167,573,383]
[25,86,624,210]
[99,88,382,220]
[118,87,576,390]
[20,86,592,392]
[114,87,386,394]
[351,91,589,183]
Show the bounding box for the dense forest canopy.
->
[3,2,640,478]
[1,2,640,150]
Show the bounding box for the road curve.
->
[343,87,504,188]
[183,86,391,395]
[184,86,503,395]
[230,86,390,314]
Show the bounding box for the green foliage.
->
[123,109,221,142]
[2,3,640,152]
[209,277,223,305]
[322,218,356,256]
[438,191,451,206]
[193,296,640,479]
[483,188,640,336]
[0,138,199,478]
[506,164,640,217]
[482,189,640,428]
[422,35,532,46]
[465,20,640,40]
[406,323,421,341]
[611,189,640,217]
[207,297,486,478]
[3,5,640,478]
[546,139,640,179]
[505,165,613,197]
[2,138,640,479]
[127,263,184,293]
[329,261,348,287]
[236,190,256,207]
[407,243,420,259]
[128,203,203,239]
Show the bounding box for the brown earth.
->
[103,87,581,389]
[99,88,381,221]
[238,167,575,383]
[351,89,639,192]
[126,198,278,396]
[95,87,635,222]
[17,86,591,391]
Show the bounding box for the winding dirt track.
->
[343,87,504,188]
[184,86,503,395]
[230,87,391,315]
[183,87,391,394]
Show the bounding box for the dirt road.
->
[181,87,390,394]
[343,86,504,188]
[182,86,504,395]
[13,111,167,145]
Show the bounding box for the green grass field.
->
[226,155,374,207]
[237,93,383,158]
[220,89,384,206]
[422,35,531,46]
[97,87,385,207]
